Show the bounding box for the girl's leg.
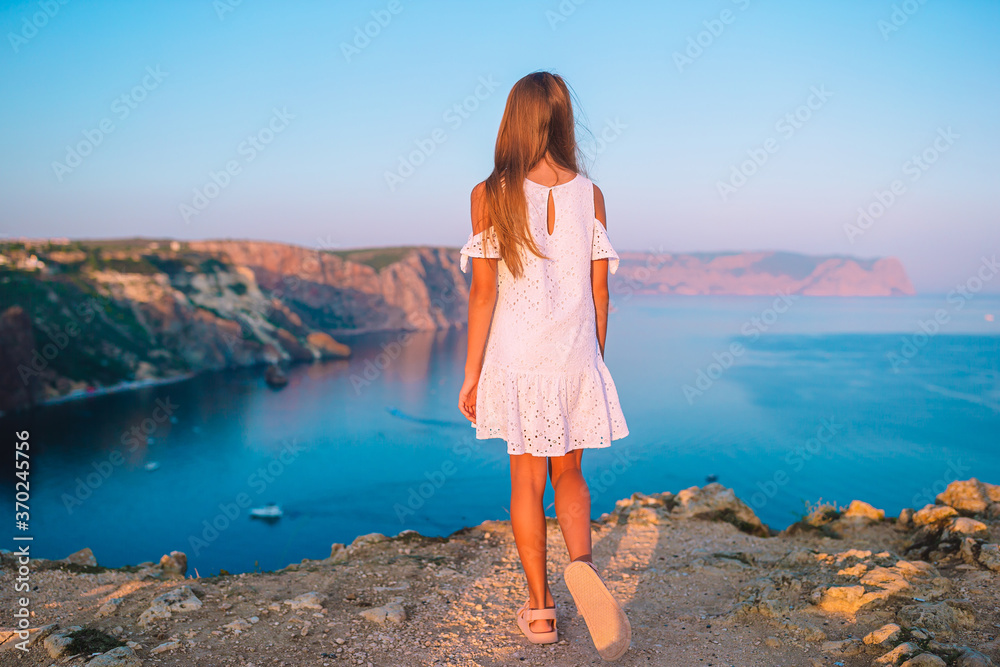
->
[553,450,633,661]
[549,449,593,563]
[509,452,555,632]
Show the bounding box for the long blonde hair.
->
[480,72,585,278]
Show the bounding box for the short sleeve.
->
[592,219,620,274]
[459,226,500,273]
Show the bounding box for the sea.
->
[2,294,998,575]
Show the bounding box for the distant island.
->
[0,239,914,412]
[614,250,914,297]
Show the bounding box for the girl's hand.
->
[458,375,478,424]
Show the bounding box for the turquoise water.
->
[2,294,998,575]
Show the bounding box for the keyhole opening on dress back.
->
[546,189,555,236]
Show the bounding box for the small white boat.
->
[144,461,161,471]
[250,503,283,519]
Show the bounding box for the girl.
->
[457,71,631,661]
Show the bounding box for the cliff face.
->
[0,241,388,412]
[0,306,44,412]
[188,241,469,333]
[612,251,915,296]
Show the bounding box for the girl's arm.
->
[591,184,610,358]
[458,182,497,423]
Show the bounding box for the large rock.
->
[359,596,406,625]
[87,646,142,666]
[158,551,187,577]
[864,623,903,647]
[979,544,1000,572]
[43,626,82,658]
[813,585,867,614]
[942,517,990,541]
[673,484,770,537]
[351,532,388,549]
[913,504,959,527]
[876,643,920,666]
[901,655,947,667]
[283,591,325,611]
[65,547,97,567]
[98,598,124,617]
[896,601,975,638]
[821,638,864,656]
[306,332,350,358]
[138,586,203,627]
[842,500,885,522]
[0,623,56,653]
[937,479,1000,515]
[954,648,996,667]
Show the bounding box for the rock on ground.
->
[137,586,202,627]
[282,591,325,610]
[980,544,1000,572]
[913,504,959,526]
[843,499,886,522]
[937,478,1000,514]
[151,639,180,654]
[865,623,903,647]
[42,625,82,658]
[673,483,771,536]
[901,654,948,667]
[876,642,920,665]
[87,645,143,666]
[65,548,97,567]
[158,551,188,577]
[896,601,976,638]
[359,596,406,626]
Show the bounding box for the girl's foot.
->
[564,560,631,661]
[516,601,558,644]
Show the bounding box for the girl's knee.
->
[549,455,584,486]
[510,454,548,494]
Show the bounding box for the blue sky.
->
[1,0,998,292]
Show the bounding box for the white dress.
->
[459,173,630,457]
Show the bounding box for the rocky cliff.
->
[187,240,468,333]
[613,251,915,297]
[0,240,378,413]
[2,478,997,665]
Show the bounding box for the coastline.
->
[40,373,197,408]
[1,350,354,417]
[3,479,998,665]
[0,373,196,419]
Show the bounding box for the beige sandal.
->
[516,601,558,644]
[564,560,631,661]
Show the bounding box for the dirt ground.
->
[2,482,998,667]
